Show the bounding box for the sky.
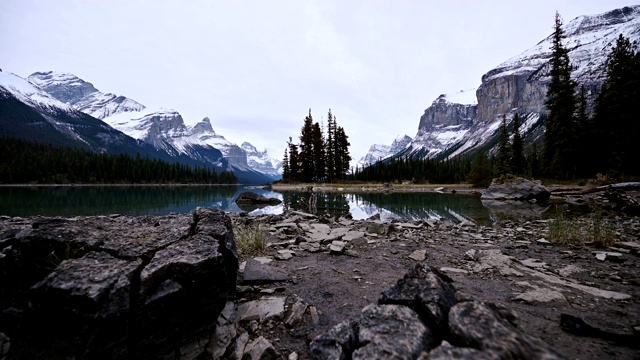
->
[0,0,636,164]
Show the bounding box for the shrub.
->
[548,210,616,248]
[233,223,268,257]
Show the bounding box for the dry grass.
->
[233,223,269,257]
[548,211,617,248]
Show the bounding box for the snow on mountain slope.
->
[0,71,76,113]
[28,71,145,119]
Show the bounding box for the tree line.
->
[0,137,237,184]
[282,109,351,182]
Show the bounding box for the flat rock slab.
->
[243,258,289,283]
[237,296,286,322]
[342,231,365,242]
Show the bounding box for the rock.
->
[515,288,566,303]
[0,332,9,359]
[309,321,358,360]
[366,221,387,235]
[10,208,238,359]
[329,241,346,254]
[464,249,477,261]
[426,340,499,360]
[285,300,308,328]
[210,302,237,359]
[396,222,423,230]
[481,177,551,202]
[237,296,286,322]
[275,250,295,261]
[593,251,623,262]
[439,267,469,274]
[235,192,282,206]
[536,238,550,245]
[473,249,523,277]
[353,304,432,359]
[342,231,365,242]
[408,249,427,261]
[298,241,321,253]
[448,300,567,359]
[309,305,320,326]
[379,264,456,342]
[233,332,250,360]
[557,264,583,277]
[243,258,289,283]
[519,258,547,269]
[288,351,299,360]
[243,336,277,360]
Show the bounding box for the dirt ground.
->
[232,192,640,359]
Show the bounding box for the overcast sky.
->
[0,1,635,163]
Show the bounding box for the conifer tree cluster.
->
[282,109,351,182]
[543,13,640,179]
[0,137,237,184]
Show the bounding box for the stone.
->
[233,332,250,360]
[0,332,9,359]
[275,250,295,261]
[310,321,358,360]
[285,300,308,327]
[481,177,551,202]
[408,249,427,261]
[396,222,423,230]
[288,351,299,360]
[211,302,237,359]
[237,296,286,322]
[448,300,567,359]
[593,251,623,262]
[342,231,365,242]
[329,241,346,254]
[366,221,387,235]
[557,264,583,277]
[473,249,523,277]
[515,288,566,303]
[465,249,477,261]
[309,305,320,325]
[243,336,277,360]
[243,258,289,283]
[426,340,499,360]
[536,238,550,245]
[520,258,547,269]
[298,241,321,253]
[235,192,282,206]
[440,267,469,274]
[379,264,456,342]
[353,304,432,359]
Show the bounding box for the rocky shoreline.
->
[0,187,639,359]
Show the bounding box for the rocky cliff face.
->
[398,5,640,161]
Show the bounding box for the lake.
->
[0,185,496,224]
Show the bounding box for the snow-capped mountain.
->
[28,71,281,182]
[397,5,640,161]
[241,142,283,176]
[28,71,145,119]
[358,135,412,167]
[0,71,174,159]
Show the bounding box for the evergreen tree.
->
[325,110,336,182]
[527,142,541,179]
[334,126,351,180]
[468,150,492,187]
[312,122,326,181]
[511,113,525,175]
[298,109,315,182]
[543,12,579,178]
[497,115,512,176]
[282,149,290,181]
[593,34,639,175]
[287,137,299,181]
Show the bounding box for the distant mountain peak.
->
[191,117,215,135]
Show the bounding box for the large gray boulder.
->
[481,177,551,202]
[235,192,282,206]
[0,208,238,359]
